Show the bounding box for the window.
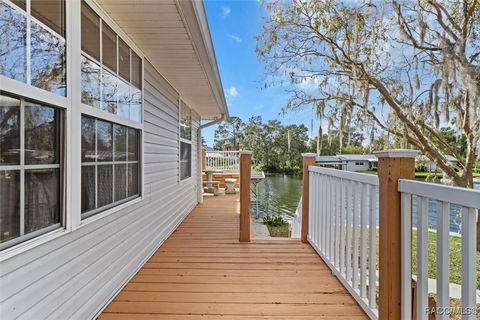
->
[0,93,63,250]
[180,102,192,180]
[81,116,140,217]
[0,0,66,96]
[80,1,142,123]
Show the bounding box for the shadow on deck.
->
[100,194,367,319]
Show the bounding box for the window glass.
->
[97,164,113,207]
[0,170,20,243]
[30,21,66,96]
[102,67,118,113]
[24,168,60,234]
[81,116,96,162]
[131,51,142,89]
[0,93,63,249]
[128,163,138,197]
[0,95,20,165]
[10,0,26,10]
[24,102,59,165]
[102,22,116,72]
[114,125,127,161]
[0,1,27,82]
[81,56,101,108]
[97,120,113,162]
[31,0,65,37]
[81,165,95,213]
[81,1,100,61]
[130,87,142,122]
[128,128,138,161]
[180,104,192,141]
[118,39,130,82]
[114,164,127,201]
[80,116,140,217]
[180,142,191,180]
[117,79,130,119]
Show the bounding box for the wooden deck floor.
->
[100,194,367,320]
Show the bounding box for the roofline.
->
[175,0,229,119]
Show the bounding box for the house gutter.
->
[197,114,226,203]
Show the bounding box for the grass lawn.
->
[265,223,290,237]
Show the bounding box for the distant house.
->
[316,154,378,172]
[416,155,459,172]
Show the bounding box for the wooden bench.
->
[202,181,221,196]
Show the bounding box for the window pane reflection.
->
[97,120,113,162]
[131,51,142,89]
[81,166,95,213]
[117,79,130,119]
[180,142,191,180]
[102,22,116,72]
[0,95,20,165]
[128,129,138,161]
[81,1,100,61]
[24,103,59,165]
[128,163,138,197]
[97,165,113,208]
[118,39,130,82]
[30,21,66,96]
[81,116,96,162]
[24,168,60,234]
[114,125,127,161]
[0,170,20,243]
[114,164,127,201]
[31,0,65,37]
[0,2,26,82]
[130,87,142,122]
[81,55,101,108]
[102,68,118,113]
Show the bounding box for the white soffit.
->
[97,0,228,119]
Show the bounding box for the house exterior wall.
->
[345,161,371,172]
[0,61,201,319]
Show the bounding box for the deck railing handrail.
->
[307,167,379,319]
[398,179,480,320]
[205,150,240,171]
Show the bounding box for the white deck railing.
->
[308,166,379,319]
[399,180,480,320]
[290,195,302,239]
[205,150,240,171]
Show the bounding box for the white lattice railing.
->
[290,196,302,239]
[399,180,480,320]
[205,151,240,171]
[308,166,379,319]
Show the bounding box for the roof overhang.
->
[97,0,228,119]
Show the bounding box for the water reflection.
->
[0,95,20,165]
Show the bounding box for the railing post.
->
[239,151,252,242]
[202,147,206,171]
[301,153,317,243]
[374,149,418,319]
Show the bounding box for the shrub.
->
[263,215,286,227]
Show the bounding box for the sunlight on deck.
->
[100,194,367,319]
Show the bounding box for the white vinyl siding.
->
[0,60,201,320]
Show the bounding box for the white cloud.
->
[227,34,242,43]
[221,6,231,17]
[225,86,239,97]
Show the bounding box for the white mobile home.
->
[0,0,227,318]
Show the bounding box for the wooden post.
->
[201,147,206,171]
[375,149,418,320]
[239,151,252,242]
[301,153,317,243]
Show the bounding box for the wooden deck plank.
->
[99,194,367,319]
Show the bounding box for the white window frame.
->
[0,0,146,258]
[0,0,70,257]
[179,99,193,183]
[77,0,145,224]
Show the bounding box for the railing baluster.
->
[360,184,368,298]
[346,180,352,283]
[436,201,449,320]
[353,182,360,290]
[340,180,346,275]
[401,192,412,320]
[461,207,477,320]
[321,174,326,252]
[316,173,321,247]
[368,184,377,309]
[417,196,428,320]
[335,178,340,268]
[308,172,314,239]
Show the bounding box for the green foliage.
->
[262,215,287,227]
[213,116,310,173]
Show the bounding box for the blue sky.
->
[203,0,320,147]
